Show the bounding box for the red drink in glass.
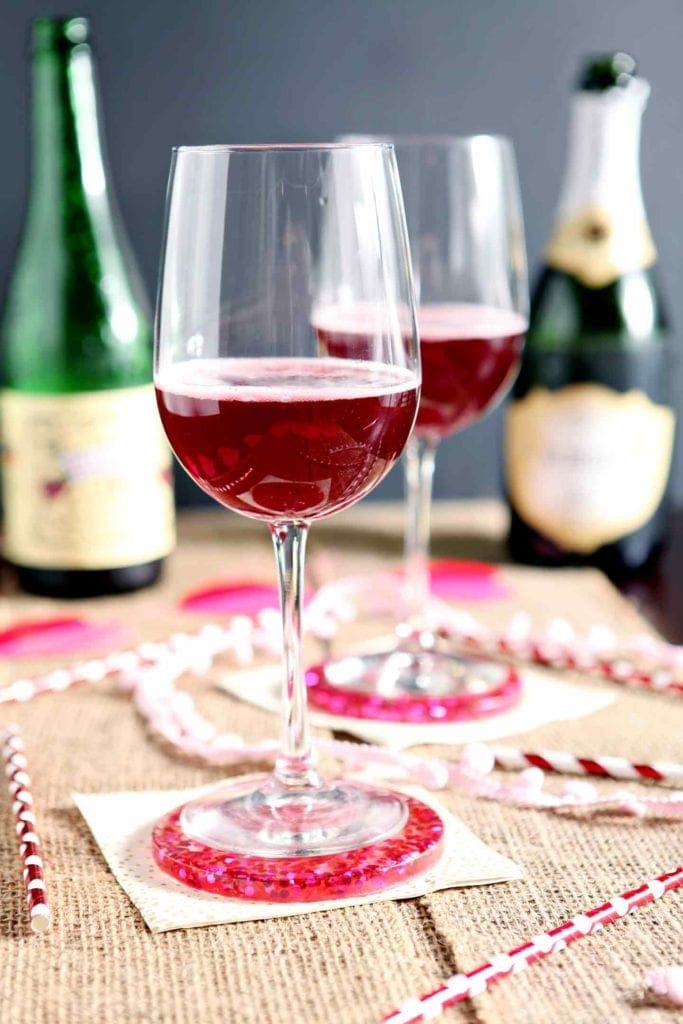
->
[415,304,526,439]
[315,304,526,440]
[155,357,418,520]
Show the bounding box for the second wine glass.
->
[310,135,529,719]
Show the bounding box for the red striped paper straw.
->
[383,866,683,1023]
[460,632,683,698]
[490,746,683,786]
[2,724,51,933]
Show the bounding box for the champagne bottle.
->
[505,52,673,575]
[1,17,175,597]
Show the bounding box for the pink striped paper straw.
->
[383,866,683,1023]
[490,746,683,786]
[2,724,51,933]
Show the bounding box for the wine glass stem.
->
[270,522,321,790]
[403,434,438,625]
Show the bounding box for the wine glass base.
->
[179,775,410,856]
[306,647,521,722]
[152,779,444,903]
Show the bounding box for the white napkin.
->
[217,665,614,750]
[73,779,522,933]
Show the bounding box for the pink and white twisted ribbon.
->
[306,574,683,697]
[123,650,683,820]
[2,586,683,707]
[0,604,682,820]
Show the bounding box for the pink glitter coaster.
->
[152,794,444,903]
[305,665,522,723]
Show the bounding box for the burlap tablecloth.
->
[0,501,681,1024]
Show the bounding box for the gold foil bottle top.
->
[545,208,657,288]
[578,52,637,91]
[32,17,90,52]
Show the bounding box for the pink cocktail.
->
[151,142,443,901]
[156,357,417,520]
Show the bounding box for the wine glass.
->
[152,143,441,899]
[310,135,528,718]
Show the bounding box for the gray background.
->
[2,0,682,506]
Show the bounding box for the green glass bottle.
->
[1,17,175,597]
[505,53,673,575]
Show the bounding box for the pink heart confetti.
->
[393,560,510,602]
[180,581,284,616]
[0,616,127,659]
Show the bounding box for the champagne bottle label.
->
[1,385,175,569]
[545,207,657,288]
[505,384,674,553]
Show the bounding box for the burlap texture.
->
[0,501,681,1024]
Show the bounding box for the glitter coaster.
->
[305,663,522,723]
[152,793,444,903]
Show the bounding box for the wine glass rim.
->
[173,142,395,153]
[339,132,512,147]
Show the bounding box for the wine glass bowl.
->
[152,143,446,893]
[155,356,417,522]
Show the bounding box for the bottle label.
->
[545,207,656,288]
[1,385,175,569]
[505,384,674,554]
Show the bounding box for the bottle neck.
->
[546,80,656,288]
[30,42,108,208]
[555,82,649,223]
